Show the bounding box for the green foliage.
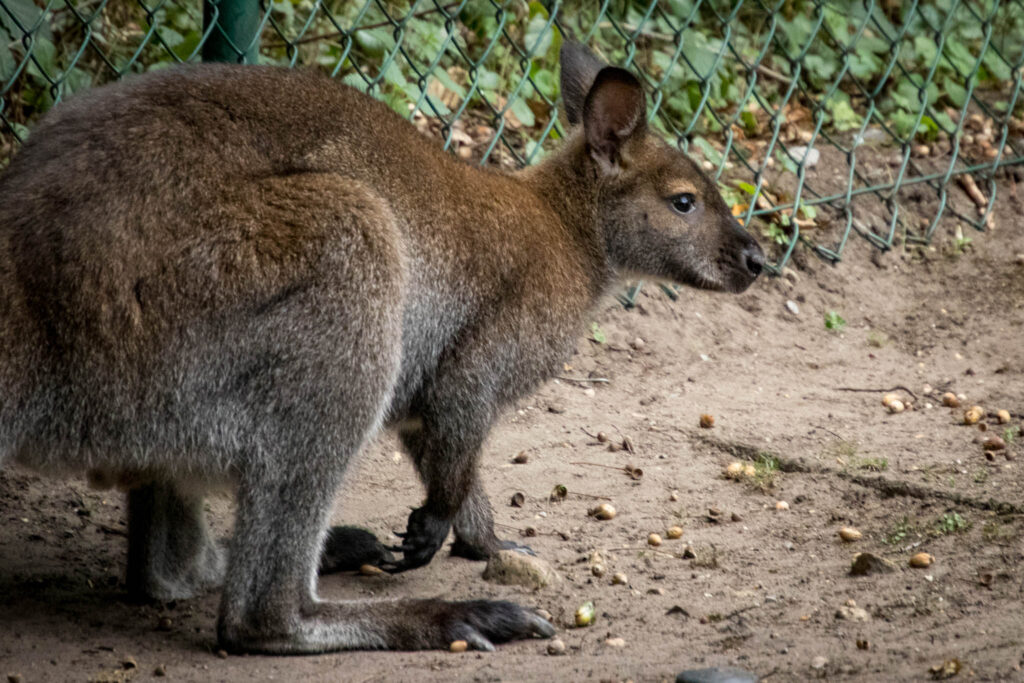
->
[589,322,606,344]
[882,517,917,545]
[824,310,846,331]
[935,512,969,535]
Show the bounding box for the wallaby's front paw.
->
[450,537,535,561]
[319,526,395,574]
[417,599,555,651]
[385,506,450,572]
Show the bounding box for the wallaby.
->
[0,43,763,653]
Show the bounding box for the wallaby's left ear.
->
[560,42,607,126]
[582,66,647,173]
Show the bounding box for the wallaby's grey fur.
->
[0,43,763,653]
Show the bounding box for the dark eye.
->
[671,193,697,215]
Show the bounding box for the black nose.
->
[742,242,765,277]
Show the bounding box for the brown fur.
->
[0,44,762,653]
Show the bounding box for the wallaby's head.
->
[558,43,764,293]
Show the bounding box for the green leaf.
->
[590,322,606,344]
[943,77,967,108]
[824,311,846,331]
[509,96,535,128]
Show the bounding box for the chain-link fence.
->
[2,1,1023,279]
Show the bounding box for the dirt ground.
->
[2,160,1024,682]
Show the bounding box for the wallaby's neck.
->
[515,134,614,299]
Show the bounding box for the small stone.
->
[835,604,871,621]
[725,462,745,479]
[1016,253,1024,265]
[811,655,828,671]
[941,392,960,407]
[699,414,715,429]
[7,675,24,683]
[666,526,684,540]
[121,657,137,670]
[983,436,1007,451]
[669,490,680,502]
[850,552,897,576]
[157,616,173,631]
[482,550,560,589]
[785,300,800,315]
[591,564,606,578]
[154,665,167,677]
[856,639,869,650]
[775,500,790,511]
[997,409,1011,424]
[510,491,525,507]
[612,572,628,585]
[681,546,697,559]
[887,399,905,414]
[449,639,468,653]
[512,451,529,464]
[838,527,862,542]
[730,512,743,522]
[546,638,567,656]
[596,431,610,442]
[788,145,820,167]
[630,337,646,351]
[676,667,759,683]
[216,649,228,659]
[648,533,663,547]
[605,637,626,648]
[648,587,665,596]
[547,403,565,414]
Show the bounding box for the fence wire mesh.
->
[2,0,1022,277]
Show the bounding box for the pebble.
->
[941,392,960,407]
[788,145,820,167]
[648,533,663,547]
[605,637,626,648]
[785,300,800,315]
[669,490,680,502]
[850,552,897,575]
[667,526,684,539]
[582,388,596,398]
[631,337,646,351]
[811,655,828,671]
[122,657,137,670]
[157,616,173,631]
[700,414,715,429]
[154,665,167,677]
[964,406,984,425]
[546,638,567,655]
[676,667,759,683]
[838,527,862,542]
[591,564,606,578]
[836,604,871,621]
[512,451,529,464]
[775,500,790,511]
[591,503,616,520]
[482,550,560,589]
[910,552,934,568]
[7,676,24,683]
[612,572,628,585]
[449,640,468,653]
[1015,253,1024,265]
[887,399,905,413]
[997,409,1011,424]
[983,436,1007,451]
[216,649,228,659]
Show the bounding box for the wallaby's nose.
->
[742,242,765,278]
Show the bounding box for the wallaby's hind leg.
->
[450,476,534,560]
[126,482,225,601]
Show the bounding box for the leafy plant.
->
[935,512,969,535]
[824,310,846,331]
[589,322,606,344]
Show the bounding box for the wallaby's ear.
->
[560,42,607,126]
[582,66,647,172]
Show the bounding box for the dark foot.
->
[384,506,450,573]
[407,599,555,651]
[319,526,395,574]
[450,538,535,561]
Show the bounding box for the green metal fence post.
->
[202,0,261,64]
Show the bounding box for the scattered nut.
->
[775,500,790,511]
[910,552,934,568]
[941,392,960,407]
[596,431,610,442]
[590,503,616,520]
[700,414,715,429]
[591,564,606,578]
[604,637,626,648]
[574,600,595,627]
[630,337,646,351]
[547,638,567,656]
[450,639,468,653]
[359,564,385,576]
[997,409,1011,424]
[611,572,628,585]
[512,451,529,464]
[725,462,745,479]
[887,399,905,414]
[743,464,756,477]
[510,491,525,507]
[669,490,680,502]
[838,527,862,542]
[881,392,901,407]
[964,406,984,425]
[648,533,663,547]
[666,526,684,540]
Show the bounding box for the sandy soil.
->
[2,163,1023,682]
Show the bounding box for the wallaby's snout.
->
[724,219,766,292]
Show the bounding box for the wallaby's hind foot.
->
[126,482,225,602]
[218,597,553,654]
[318,526,395,574]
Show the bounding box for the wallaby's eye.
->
[670,193,697,215]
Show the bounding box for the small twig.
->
[835,385,919,402]
[558,376,610,384]
[813,424,845,440]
